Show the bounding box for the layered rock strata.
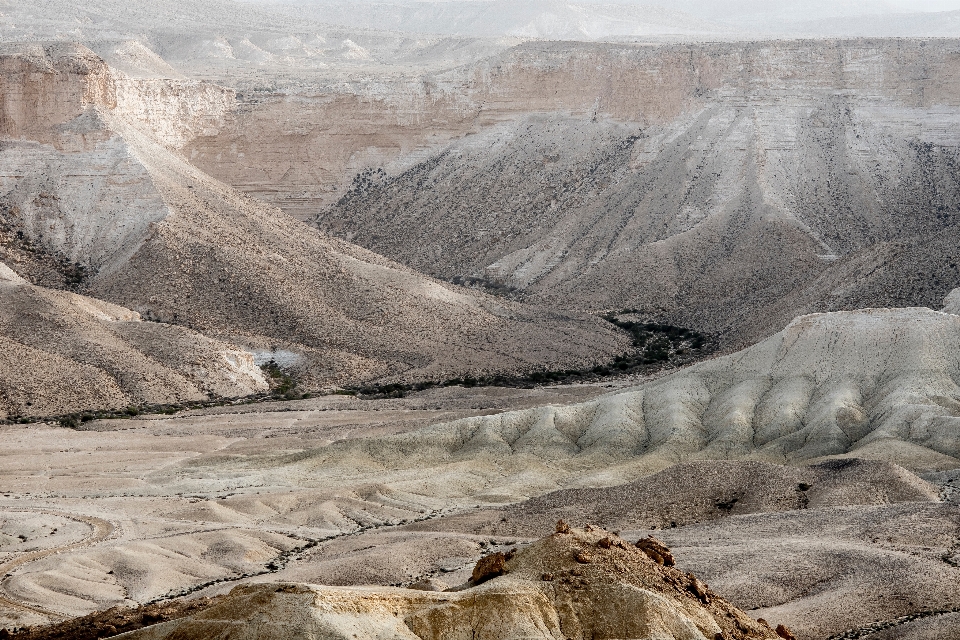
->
[0,44,626,388]
[121,526,780,640]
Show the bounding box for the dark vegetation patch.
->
[2,313,716,425]
[714,496,739,513]
[0,204,93,291]
[449,274,520,298]
[348,311,718,398]
[261,359,306,400]
[345,167,389,197]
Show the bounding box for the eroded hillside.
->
[306,39,960,344]
[0,261,267,419]
[0,44,628,389]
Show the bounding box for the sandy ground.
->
[0,384,612,627]
[1,381,957,639]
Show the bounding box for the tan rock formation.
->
[121,527,779,640]
[636,536,675,566]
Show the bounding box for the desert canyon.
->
[0,1,960,639]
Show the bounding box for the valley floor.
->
[0,382,957,639]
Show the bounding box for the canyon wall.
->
[305,39,960,343]
[188,39,960,218]
[0,44,627,387]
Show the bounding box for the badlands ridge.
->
[0,3,958,639]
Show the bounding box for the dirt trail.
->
[0,510,115,619]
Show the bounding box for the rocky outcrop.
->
[636,536,676,566]
[120,526,779,640]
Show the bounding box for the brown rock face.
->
[471,552,507,584]
[687,573,711,604]
[775,625,798,640]
[0,43,116,143]
[636,536,676,567]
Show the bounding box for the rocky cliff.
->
[0,44,627,389]
[306,39,960,344]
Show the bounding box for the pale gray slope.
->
[868,613,960,640]
[317,39,960,344]
[239,0,960,39]
[660,0,960,36]
[790,10,960,37]
[295,308,960,495]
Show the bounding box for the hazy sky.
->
[582,0,960,14]
[236,0,960,37]
[244,0,960,7]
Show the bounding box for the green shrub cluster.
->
[345,314,717,398]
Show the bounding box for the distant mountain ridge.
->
[239,0,960,39]
[241,0,728,39]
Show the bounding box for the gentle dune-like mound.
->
[121,526,781,640]
[298,308,960,501]
[488,458,940,534]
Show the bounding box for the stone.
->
[471,552,507,584]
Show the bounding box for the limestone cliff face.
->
[191,38,960,217]
[0,44,116,144]
[113,77,234,149]
[0,44,235,276]
[0,44,626,388]
[306,39,960,342]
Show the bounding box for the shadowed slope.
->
[0,261,266,419]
